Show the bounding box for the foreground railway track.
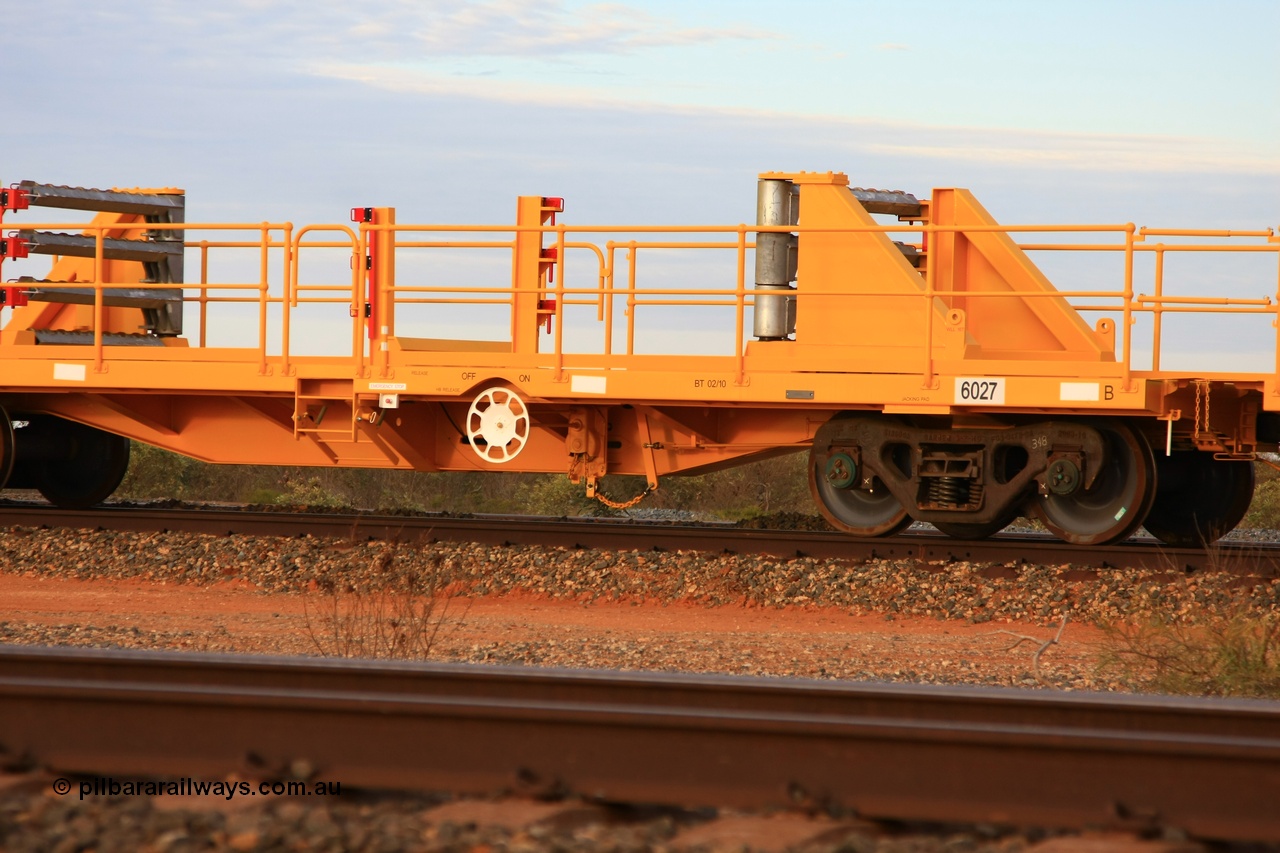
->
[2,500,1280,576]
[2,645,1279,843]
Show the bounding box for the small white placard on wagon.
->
[53,363,86,382]
[570,375,607,394]
[1059,382,1100,402]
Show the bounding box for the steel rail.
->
[0,501,1277,576]
[2,646,1279,842]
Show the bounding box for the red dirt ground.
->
[0,573,1111,687]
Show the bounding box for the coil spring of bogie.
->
[928,476,970,506]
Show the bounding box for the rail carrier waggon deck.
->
[1,171,1278,546]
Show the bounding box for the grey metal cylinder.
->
[753,179,798,339]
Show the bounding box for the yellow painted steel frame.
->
[1,172,1278,487]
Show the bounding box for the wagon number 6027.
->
[954,377,1006,405]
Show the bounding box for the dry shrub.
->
[1097,539,1280,698]
[303,543,462,660]
[1242,459,1280,530]
[1100,607,1280,698]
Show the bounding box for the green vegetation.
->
[1242,457,1280,530]
[1100,609,1280,698]
[115,441,814,519]
[1095,538,1280,699]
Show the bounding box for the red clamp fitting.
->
[537,298,557,333]
[0,286,28,308]
[350,207,374,223]
[541,197,563,225]
[540,247,558,283]
[1,234,28,260]
[1,185,30,213]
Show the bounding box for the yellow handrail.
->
[9,215,1278,388]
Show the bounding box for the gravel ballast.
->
[1,521,1273,852]
[2,524,1278,627]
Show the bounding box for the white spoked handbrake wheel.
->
[466,386,530,463]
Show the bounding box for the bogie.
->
[7,416,131,509]
[1142,452,1254,547]
[0,409,14,490]
[810,414,1161,544]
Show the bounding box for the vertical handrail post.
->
[594,244,606,322]
[93,227,105,373]
[735,224,747,385]
[1152,244,1165,372]
[1273,237,1280,387]
[198,241,210,348]
[376,221,390,378]
[257,222,270,375]
[625,242,638,356]
[1121,224,1136,391]
[922,222,937,388]
[281,223,294,376]
[353,224,366,373]
[553,223,566,379]
[603,242,616,356]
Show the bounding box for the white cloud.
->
[862,129,1280,176]
[302,60,1280,177]
[408,1,772,57]
[136,0,771,61]
[308,61,643,108]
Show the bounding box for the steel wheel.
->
[0,408,14,490]
[1032,420,1155,545]
[1143,452,1254,547]
[27,417,131,509]
[809,446,911,537]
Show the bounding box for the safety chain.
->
[1204,381,1211,437]
[593,484,654,510]
[1193,380,1210,440]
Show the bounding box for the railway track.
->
[2,645,1279,843]
[2,499,1279,576]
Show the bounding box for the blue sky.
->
[10,2,1277,211]
[6,1,1279,363]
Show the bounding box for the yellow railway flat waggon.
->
[1,172,1277,546]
